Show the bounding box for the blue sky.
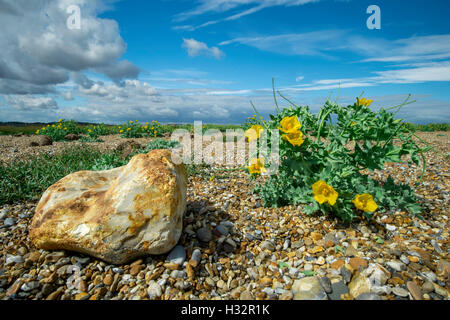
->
[0,0,449,124]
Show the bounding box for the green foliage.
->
[0,125,42,136]
[250,92,428,222]
[186,163,211,178]
[119,120,171,138]
[0,146,106,204]
[83,123,110,140]
[91,152,129,171]
[243,113,266,131]
[142,138,180,152]
[36,119,82,141]
[403,122,449,132]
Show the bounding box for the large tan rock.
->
[29,149,187,265]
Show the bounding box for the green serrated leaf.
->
[375,236,384,244]
[335,245,344,254]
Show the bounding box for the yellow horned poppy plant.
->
[278,116,301,133]
[245,124,264,142]
[282,130,304,147]
[356,97,373,107]
[352,194,378,212]
[247,158,267,175]
[312,180,338,206]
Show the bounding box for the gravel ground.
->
[0,132,448,300]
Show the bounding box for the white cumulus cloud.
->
[182,38,225,59]
[0,0,139,95]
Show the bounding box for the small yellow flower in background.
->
[129,120,133,123]
[58,119,62,122]
[36,130,40,134]
[88,129,92,133]
[282,130,305,147]
[47,125,50,127]
[350,121,357,127]
[312,180,338,206]
[151,127,154,130]
[278,116,301,133]
[127,128,131,131]
[209,176,215,182]
[144,126,148,129]
[154,130,157,135]
[42,127,46,130]
[120,130,124,133]
[52,125,55,128]
[352,194,378,212]
[64,127,67,130]
[356,97,373,107]
[245,124,264,142]
[247,158,267,175]
[146,122,149,125]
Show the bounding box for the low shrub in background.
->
[36,119,82,141]
[119,120,170,138]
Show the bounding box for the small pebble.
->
[197,227,213,242]
[167,245,186,265]
[392,286,409,298]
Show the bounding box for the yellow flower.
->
[120,130,124,133]
[312,180,338,206]
[144,126,148,129]
[129,121,133,123]
[209,176,215,182]
[245,124,264,142]
[58,119,62,122]
[350,121,357,127]
[352,194,378,212]
[64,127,67,130]
[127,128,131,131]
[282,130,304,147]
[247,158,267,175]
[146,122,149,125]
[278,116,301,133]
[52,125,55,128]
[356,97,373,107]
[36,130,40,134]
[88,129,92,133]
[42,127,46,130]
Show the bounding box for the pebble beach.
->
[0,132,448,300]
